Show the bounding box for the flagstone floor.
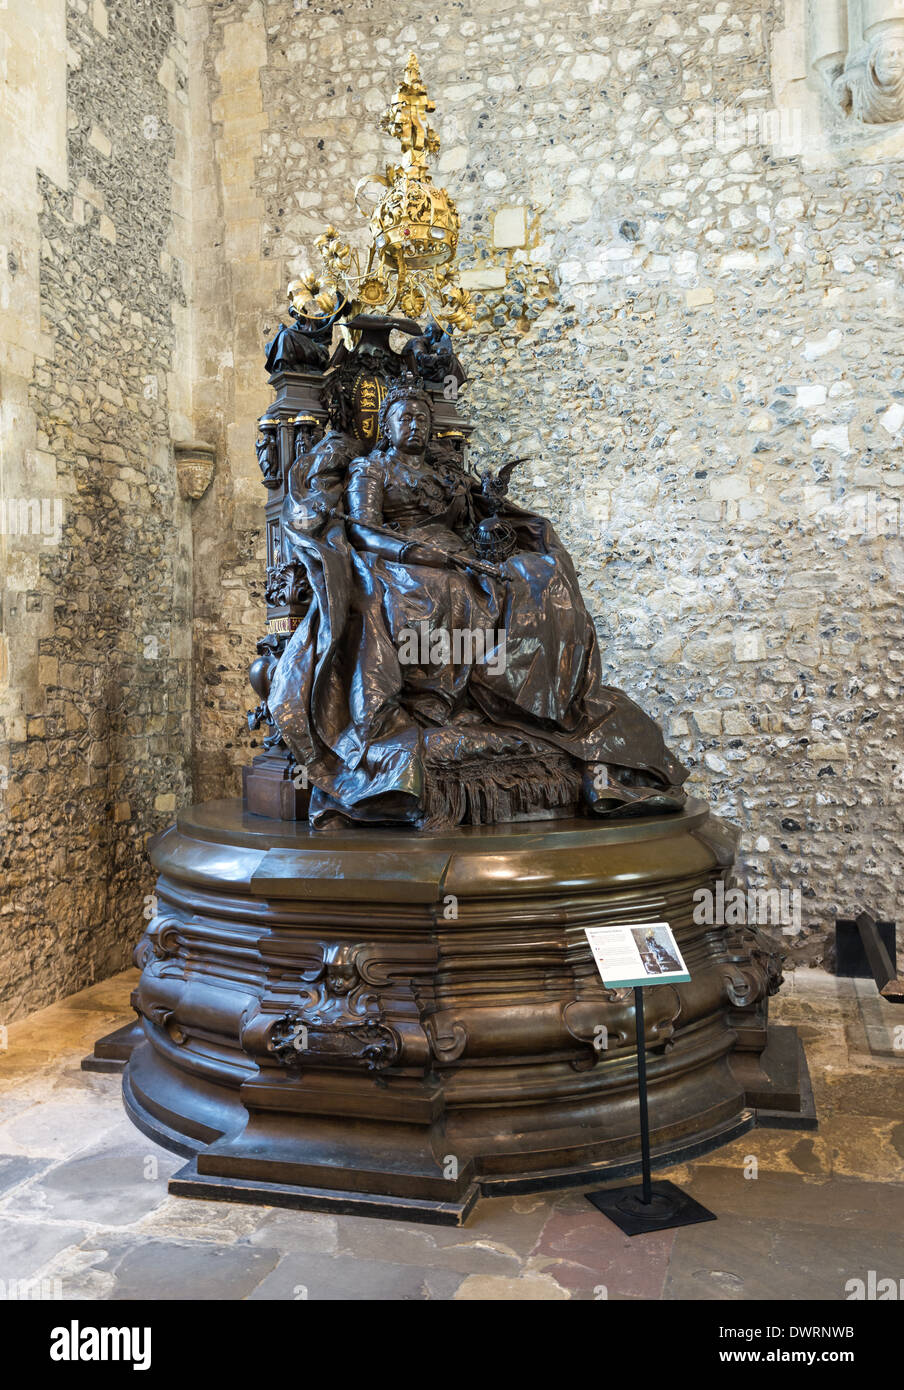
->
[1,967,902,1301]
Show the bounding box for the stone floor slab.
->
[3,1139,179,1226]
[531,1203,675,1298]
[247,1250,464,1301]
[0,1154,51,1196]
[0,1215,88,1282]
[664,1210,904,1302]
[332,1195,548,1274]
[63,1234,282,1301]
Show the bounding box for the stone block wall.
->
[0,0,194,1019]
[185,0,282,805]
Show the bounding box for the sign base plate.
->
[586,1179,717,1236]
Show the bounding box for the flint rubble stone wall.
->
[0,0,193,1018]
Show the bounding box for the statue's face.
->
[873,35,904,88]
[386,398,430,453]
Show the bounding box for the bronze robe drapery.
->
[267,432,687,827]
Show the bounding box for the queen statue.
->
[265,376,688,829]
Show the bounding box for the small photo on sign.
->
[584,922,691,988]
[631,926,684,977]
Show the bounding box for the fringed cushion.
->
[420,725,582,828]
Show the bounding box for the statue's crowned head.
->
[377,376,433,451]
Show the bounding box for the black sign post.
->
[587,985,718,1235]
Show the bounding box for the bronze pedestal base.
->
[110,798,813,1224]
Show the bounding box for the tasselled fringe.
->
[421,753,582,829]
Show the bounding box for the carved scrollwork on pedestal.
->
[718,921,784,1055]
[147,914,182,959]
[720,923,784,1009]
[133,915,181,970]
[267,1011,400,1071]
[602,986,634,1004]
[241,941,432,1074]
[138,1001,187,1045]
[133,937,155,972]
[563,984,681,1069]
[563,998,627,1061]
[424,1018,468,1062]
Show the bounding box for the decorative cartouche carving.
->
[268,1013,400,1071]
[240,942,436,1073]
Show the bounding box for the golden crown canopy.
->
[294,53,473,332]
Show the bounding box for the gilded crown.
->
[370,53,460,271]
[369,172,460,272]
[304,54,473,331]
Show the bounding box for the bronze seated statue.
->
[266,376,688,829]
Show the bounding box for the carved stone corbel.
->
[174,440,216,500]
[835,26,904,123]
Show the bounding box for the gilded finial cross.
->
[380,50,440,171]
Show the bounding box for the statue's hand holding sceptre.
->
[448,551,507,583]
[398,537,505,583]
